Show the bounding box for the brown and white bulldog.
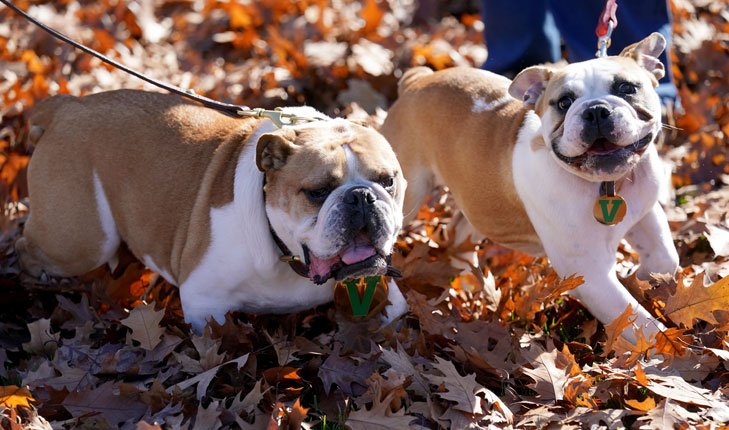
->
[17,90,407,332]
[381,33,679,342]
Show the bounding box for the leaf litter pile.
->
[1,0,729,428]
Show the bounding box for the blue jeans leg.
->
[480,0,562,77]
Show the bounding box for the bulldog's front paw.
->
[635,247,679,281]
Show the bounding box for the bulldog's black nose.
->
[343,186,376,209]
[582,103,612,127]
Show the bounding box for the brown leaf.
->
[664,273,729,327]
[0,386,35,409]
[22,318,59,356]
[641,366,719,407]
[192,329,225,370]
[121,302,165,351]
[345,391,416,430]
[192,399,221,430]
[425,357,506,418]
[171,353,249,400]
[229,379,267,416]
[636,399,699,430]
[318,344,375,397]
[625,396,656,412]
[379,344,430,397]
[522,343,570,402]
[62,382,147,425]
[601,305,637,355]
[653,327,690,358]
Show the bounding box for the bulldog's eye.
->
[377,176,395,191]
[303,187,331,203]
[617,82,638,95]
[557,96,573,111]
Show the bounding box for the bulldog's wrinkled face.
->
[509,33,666,182]
[256,119,406,284]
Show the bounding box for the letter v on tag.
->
[593,181,627,225]
[333,275,389,319]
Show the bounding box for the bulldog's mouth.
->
[553,133,653,167]
[304,233,389,285]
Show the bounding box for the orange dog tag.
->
[333,276,389,320]
[594,181,627,226]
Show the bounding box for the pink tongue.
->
[307,234,377,280]
[340,236,376,265]
[309,255,339,280]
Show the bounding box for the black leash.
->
[0,0,250,117]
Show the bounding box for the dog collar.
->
[261,175,310,278]
[594,181,627,225]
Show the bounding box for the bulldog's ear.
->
[509,66,553,109]
[256,128,297,171]
[619,32,666,81]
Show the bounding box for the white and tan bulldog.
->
[17,90,407,332]
[381,33,679,341]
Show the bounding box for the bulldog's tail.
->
[398,67,433,96]
[25,95,75,146]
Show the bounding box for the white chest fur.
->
[178,120,334,332]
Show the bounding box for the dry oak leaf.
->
[121,302,165,351]
[522,343,579,403]
[516,405,562,429]
[62,381,147,425]
[275,398,309,430]
[22,318,60,356]
[636,399,700,430]
[379,344,430,398]
[564,408,627,430]
[625,396,656,412]
[319,344,376,397]
[191,328,225,370]
[170,353,249,400]
[0,386,34,409]
[664,273,729,327]
[229,379,267,416]
[601,305,637,356]
[192,399,222,430]
[345,391,417,430]
[642,365,720,407]
[425,357,509,421]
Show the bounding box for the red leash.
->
[595,0,618,57]
[596,0,618,38]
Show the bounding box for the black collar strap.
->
[262,175,309,278]
[270,229,310,278]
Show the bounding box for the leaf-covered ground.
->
[1,0,729,429]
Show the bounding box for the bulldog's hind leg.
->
[624,202,679,280]
[18,170,120,277]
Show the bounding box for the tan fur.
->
[398,67,434,96]
[381,67,542,253]
[17,90,260,284]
